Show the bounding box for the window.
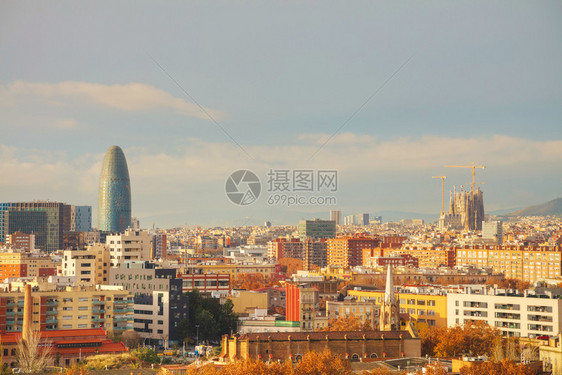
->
[78,315,88,320]
[78,306,88,311]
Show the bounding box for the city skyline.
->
[1,1,561,227]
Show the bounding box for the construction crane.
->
[432,175,446,216]
[444,162,486,193]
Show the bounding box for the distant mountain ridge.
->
[505,198,562,217]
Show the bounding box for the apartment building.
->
[447,285,562,338]
[455,245,562,283]
[0,282,133,336]
[106,229,152,267]
[177,265,230,294]
[0,250,58,281]
[61,244,111,284]
[327,237,380,268]
[110,261,188,346]
[385,246,456,268]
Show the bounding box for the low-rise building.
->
[220,330,421,362]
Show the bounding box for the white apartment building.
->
[106,229,152,267]
[447,285,562,338]
[61,244,110,284]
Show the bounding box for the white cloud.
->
[1,134,561,226]
[53,118,79,129]
[0,81,224,120]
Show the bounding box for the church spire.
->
[380,265,399,331]
[384,264,395,305]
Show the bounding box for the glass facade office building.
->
[0,202,67,252]
[98,146,132,232]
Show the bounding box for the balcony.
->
[113,316,132,322]
[495,312,520,320]
[6,311,15,316]
[113,325,134,331]
[46,301,58,306]
[92,309,106,314]
[92,318,106,323]
[6,302,15,307]
[92,300,105,305]
[46,310,58,315]
[114,308,134,313]
[46,318,58,324]
[114,299,133,305]
[6,320,15,325]
[17,301,24,307]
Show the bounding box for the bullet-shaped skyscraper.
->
[98,146,131,232]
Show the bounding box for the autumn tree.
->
[319,313,372,332]
[294,349,351,375]
[459,360,534,375]
[486,278,530,291]
[179,349,350,375]
[421,321,501,357]
[232,273,274,290]
[278,257,303,276]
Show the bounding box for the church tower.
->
[380,265,399,331]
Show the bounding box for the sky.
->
[1,1,562,228]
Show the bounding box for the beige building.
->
[0,250,59,281]
[106,229,153,267]
[455,245,562,283]
[539,334,562,375]
[61,244,111,284]
[229,290,268,314]
[0,281,134,336]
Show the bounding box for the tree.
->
[278,258,303,276]
[486,278,530,291]
[16,331,52,373]
[121,330,141,348]
[183,289,238,343]
[131,347,159,363]
[421,321,501,357]
[232,273,272,290]
[178,349,350,375]
[319,313,370,332]
[459,360,534,375]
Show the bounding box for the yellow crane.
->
[432,175,446,216]
[444,162,486,193]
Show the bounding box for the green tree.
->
[183,289,238,343]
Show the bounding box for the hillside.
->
[506,197,562,217]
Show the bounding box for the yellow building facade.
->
[348,289,448,330]
[0,282,134,336]
[456,245,562,283]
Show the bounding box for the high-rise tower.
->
[98,146,131,232]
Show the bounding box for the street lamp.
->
[196,325,200,347]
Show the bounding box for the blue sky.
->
[1,1,561,227]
